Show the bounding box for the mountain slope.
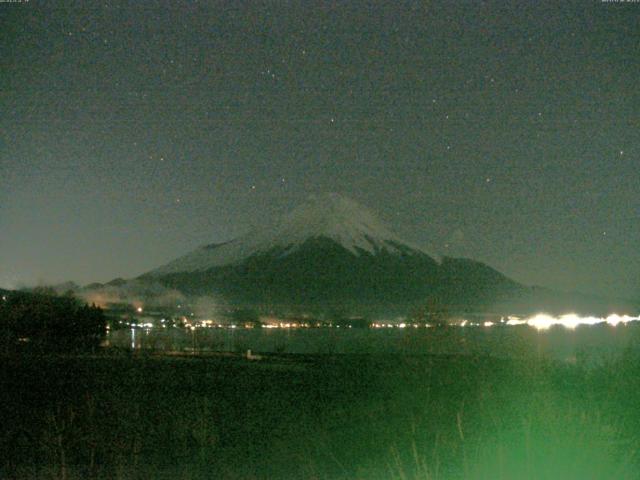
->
[140,193,631,315]
[153,236,441,308]
[141,193,530,312]
[148,193,431,276]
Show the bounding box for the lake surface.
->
[106,323,640,363]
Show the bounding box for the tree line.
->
[0,288,106,352]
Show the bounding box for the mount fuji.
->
[149,193,433,275]
[141,193,528,313]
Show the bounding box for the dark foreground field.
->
[2,349,640,479]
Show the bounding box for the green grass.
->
[1,350,639,479]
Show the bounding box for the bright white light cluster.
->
[505,313,640,330]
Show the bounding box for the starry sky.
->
[1,0,639,299]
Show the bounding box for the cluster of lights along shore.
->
[119,305,640,332]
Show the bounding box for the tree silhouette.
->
[0,290,106,352]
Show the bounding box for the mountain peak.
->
[148,193,432,276]
[269,193,401,251]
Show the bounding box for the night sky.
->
[1,1,639,299]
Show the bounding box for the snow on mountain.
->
[149,193,433,275]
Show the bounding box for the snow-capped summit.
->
[137,194,620,315]
[148,193,431,276]
[258,193,417,255]
[139,193,589,314]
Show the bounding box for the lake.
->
[105,323,640,363]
